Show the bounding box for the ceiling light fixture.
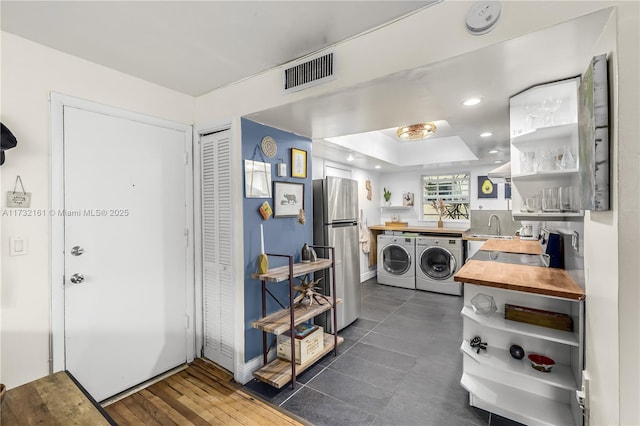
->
[347,153,354,161]
[396,122,437,141]
[480,132,493,137]
[375,165,381,169]
[494,160,503,163]
[463,98,482,106]
[489,149,499,154]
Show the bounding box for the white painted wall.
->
[583,8,640,425]
[0,32,194,388]
[194,3,638,424]
[378,164,511,227]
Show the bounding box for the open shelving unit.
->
[461,283,584,426]
[509,77,584,221]
[250,247,343,389]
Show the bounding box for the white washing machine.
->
[415,237,463,295]
[377,234,416,289]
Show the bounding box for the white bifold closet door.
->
[200,130,234,372]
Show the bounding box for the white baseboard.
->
[234,348,276,385]
[360,270,376,282]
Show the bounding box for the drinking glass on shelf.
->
[542,187,559,212]
[558,146,576,170]
[542,97,562,126]
[523,105,542,132]
[526,195,541,213]
[520,151,535,173]
[537,150,557,171]
[559,187,574,212]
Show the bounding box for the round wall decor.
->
[261,136,277,158]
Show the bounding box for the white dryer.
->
[377,234,416,289]
[415,237,463,295]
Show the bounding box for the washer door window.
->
[420,246,457,280]
[382,244,412,275]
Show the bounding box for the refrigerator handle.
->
[326,220,358,228]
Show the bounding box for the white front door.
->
[63,105,189,401]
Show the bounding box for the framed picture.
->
[291,148,307,178]
[273,181,304,217]
[478,175,497,198]
[403,192,414,206]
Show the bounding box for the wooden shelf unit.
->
[251,247,340,389]
[254,333,344,389]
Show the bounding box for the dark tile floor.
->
[245,278,524,426]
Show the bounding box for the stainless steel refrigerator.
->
[313,176,361,332]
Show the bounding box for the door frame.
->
[49,93,196,373]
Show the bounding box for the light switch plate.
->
[9,237,28,256]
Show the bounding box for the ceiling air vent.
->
[283,52,335,93]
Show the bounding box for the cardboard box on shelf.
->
[277,325,324,364]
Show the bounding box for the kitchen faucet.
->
[488,214,501,236]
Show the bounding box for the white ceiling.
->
[0,0,435,96]
[1,2,610,172]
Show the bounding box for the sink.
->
[469,234,514,240]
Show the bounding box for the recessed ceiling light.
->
[463,97,482,106]
[375,165,381,169]
[494,160,503,164]
[489,149,499,154]
[480,132,492,137]
[347,153,354,162]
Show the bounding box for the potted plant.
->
[383,187,391,206]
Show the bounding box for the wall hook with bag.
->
[7,176,31,208]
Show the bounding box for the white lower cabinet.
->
[461,284,584,426]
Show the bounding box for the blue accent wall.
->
[241,118,313,362]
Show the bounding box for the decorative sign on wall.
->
[6,176,31,208]
[579,54,610,211]
[478,175,497,199]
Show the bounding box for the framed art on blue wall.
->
[273,181,304,217]
[291,148,307,178]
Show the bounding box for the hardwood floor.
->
[105,359,305,426]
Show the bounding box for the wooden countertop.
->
[1,372,112,425]
[479,238,542,255]
[454,260,584,300]
[368,225,469,236]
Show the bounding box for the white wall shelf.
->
[380,205,412,210]
[512,212,583,221]
[461,340,576,390]
[461,373,576,426]
[511,169,579,182]
[461,307,579,346]
[511,123,578,146]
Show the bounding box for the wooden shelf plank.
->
[250,259,333,282]
[253,334,344,388]
[251,299,342,335]
[461,372,576,426]
[461,340,576,390]
[454,260,585,300]
[462,306,579,346]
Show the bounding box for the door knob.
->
[71,246,84,256]
[70,273,85,284]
